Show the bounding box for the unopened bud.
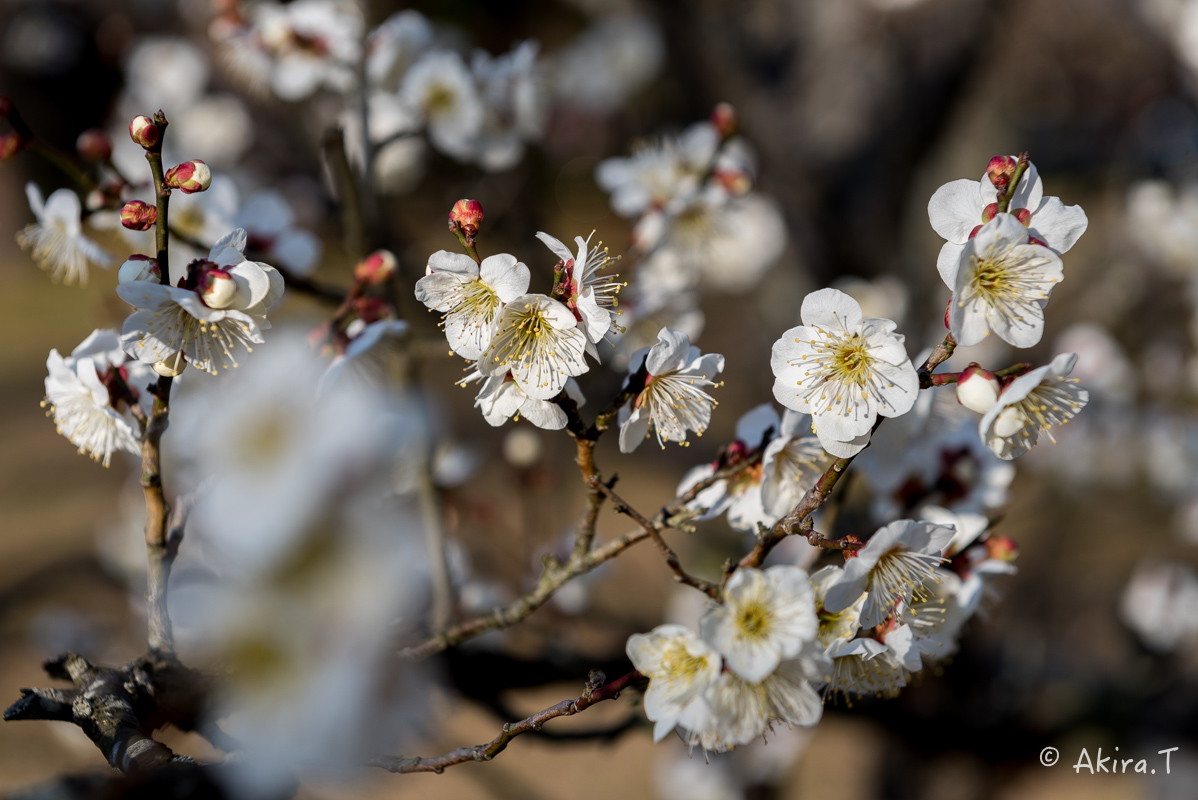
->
[353,249,398,284]
[76,129,112,162]
[0,132,22,162]
[118,254,161,284]
[200,268,238,309]
[985,155,1017,191]
[985,534,1019,562]
[164,159,211,194]
[153,360,186,377]
[448,198,483,242]
[711,102,737,139]
[955,363,1000,414]
[120,200,158,231]
[129,115,160,149]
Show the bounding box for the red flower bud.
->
[164,159,211,194]
[955,363,1000,414]
[985,534,1018,562]
[353,249,398,284]
[0,132,22,162]
[129,115,159,149]
[120,200,158,231]
[448,199,484,242]
[76,128,112,162]
[711,102,738,139]
[985,155,1017,190]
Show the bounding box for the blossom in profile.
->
[979,353,1089,459]
[823,519,954,628]
[625,624,722,742]
[700,566,818,683]
[17,183,113,285]
[118,229,283,375]
[478,294,589,400]
[618,327,724,453]
[416,251,529,360]
[43,329,153,467]
[771,288,919,458]
[761,408,831,518]
[944,214,1064,348]
[537,231,625,345]
[808,565,864,648]
[824,637,907,701]
[464,369,585,431]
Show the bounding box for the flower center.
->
[831,335,873,387]
[736,602,770,638]
[660,642,711,681]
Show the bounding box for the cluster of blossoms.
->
[627,513,1016,751]
[595,107,788,364]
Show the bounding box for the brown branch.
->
[369,669,644,774]
[322,126,366,261]
[142,113,177,655]
[591,480,719,597]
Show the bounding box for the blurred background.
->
[2,0,1198,798]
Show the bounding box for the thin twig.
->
[369,670,644,774]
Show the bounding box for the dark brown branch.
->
[322,126,366,261]
[3,652,216,774]
[369,670,644,774]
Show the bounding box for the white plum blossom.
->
[415,251,530,360]
[761,409,831,518]
[618,328,724,453]
[824,519,955,628]
[320,319,410,392]
[625,624,722,742]
[553,14,666,114]
[471,41,549,171]
[251,0,363,101]
[979,353,1089,460]
[118,229,283,375]
[478,294,589,400]
[928,159,1088,268]
[700,566,818,683]
[824,637,907,700]
[809,565,864,648]
[43,330,152,467]
[400,49,484,160]
[536,231,625,345]
[464,369,585,431]
[691,653,825,751]
[944,214,1064,348]
[365,10,433,90]
[17,183,113,285]
[595,123,715,218]
[771,288,919,458]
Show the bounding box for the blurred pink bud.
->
[985,535,1018,562]
[120,200,158,231]
[76,128,112,162]
[711,102,737,139]
[164,160,211,194]
[985,155,1017,191]
[713,167,751,196]
[354,249,398,284]
[448,198,484,242]
[0,132,22,162]
[129,115,159,149]
[118,255,161,284]
[955,363,1000,414]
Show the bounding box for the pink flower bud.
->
[76,128,112,162]
[955,363,1000,414]
[120,200,158,231]
[448,198,484,242]
[200,268,238,309]
[118,255,161,284]
[353,249,398,284]
[164,159,211,194]
[985,534,1019,562]
[985,155,1017,190]
[711,102,737,139]
[129,115,160,149]
[0,132,22,162]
